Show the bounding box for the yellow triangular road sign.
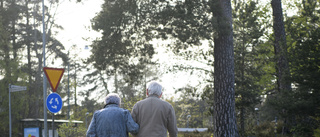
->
[43,67,65,92]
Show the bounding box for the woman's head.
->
[105,93,121,106]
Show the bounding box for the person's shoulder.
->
[119,107,130,112]
[93,108,105,115]
[134,98,148,105]
[157,99,174,109]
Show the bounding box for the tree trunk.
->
[240,107,245,136]
[212,0,238,136]
[271,0,291,93]
[271,0,292,135]
[25,0,36,118]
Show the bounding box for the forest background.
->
[0,0,320,136]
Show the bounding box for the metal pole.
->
[186,115,191,128]
[258,111,260,126]
[68,61,70,120]
[74,64,77,107]
[42,0,47,136]
[187,120,189,128]
[9,84,11,137]
[257,111,259,126]
[86,115,87,128]
[52,113,54,137]
[275,117,278,137]
[86,112,89,129]
[8,85,26,137]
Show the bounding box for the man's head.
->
[105,93,121,106]
[147,81,163,97]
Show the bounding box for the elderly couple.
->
[86,81,178,137]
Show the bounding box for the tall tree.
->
[211,0,238,136]
[143,0,238,135]
[279,0,320,135]
[88,0,155,99]
[232,0,269,135]
[0,6,28,136]
[271,0,291,93]
[16,0,68,118]
[151,0,239,135]
[271,0,292,134]
[0,0,69,135]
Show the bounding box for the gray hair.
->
[147,81,163,96]
[105,93,121,105]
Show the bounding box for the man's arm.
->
[86,112,97,137]
[167,105,178,137]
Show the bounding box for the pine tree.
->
[233,0,269,135]
[88,0,155,99]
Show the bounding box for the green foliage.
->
[232,0,273,135]
[178,132,213,137]
[88,0,157,100]
[0,0,76,135]
[0,4,30,135]
[314,128,320,137]
[58,120,87,137]
[58,107,91,137]
[173,86,211,128]
[252,121,282,137]
[264,0,320,135]
[121,93,144,111]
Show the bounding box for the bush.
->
[178,132,213,137]
[58,121,86,137]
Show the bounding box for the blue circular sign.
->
[46,93,62,113]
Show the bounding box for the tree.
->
[88,0,156,99]
[271,0,292,134]
[232,0,269,135]
[0,5,29,136]
[139,0,238,135]
[0,0,68,119]
[211,0,238,135]
[0,0,70,135]
[279,0,320,135]
[151,0,239,135]
[174,86,209,128]
[271,0,291,94]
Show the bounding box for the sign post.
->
[47,93,62,137]
[9,84,27,137]
[43,67,64,137]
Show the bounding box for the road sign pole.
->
[43,67,64,137]
[9,84,11,137]
[9,84,26,137]
[52,113,54,137]
[68,63,70,120]
[42,0,47,135]
[43,56,47,137]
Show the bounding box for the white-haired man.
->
[131,81,178,137]
[87,93,139,137]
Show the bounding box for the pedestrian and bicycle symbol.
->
[46,93,62,113]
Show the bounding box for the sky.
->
[53,0,203,103]
[55,0,103,49]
